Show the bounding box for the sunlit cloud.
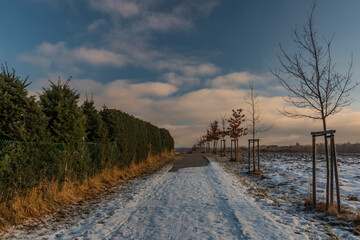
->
[208,72,265,89]
[19,42,127,69]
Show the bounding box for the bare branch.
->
[271,2,358,130]
[245,81,273,139]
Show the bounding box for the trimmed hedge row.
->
[0,110,174,200]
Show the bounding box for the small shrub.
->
[349,195,359,201]
[327,204,339,216]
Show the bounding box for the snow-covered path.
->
[5,154,308,239]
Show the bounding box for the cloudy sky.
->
[1,0,360,147]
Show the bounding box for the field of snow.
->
[1,153,359,239]
[213,152,360,239]
[261,153,360,211]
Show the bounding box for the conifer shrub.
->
[0,66,174,202]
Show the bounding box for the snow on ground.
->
[2,154,359,239]
[261,153,360,211]
[213,152,360,239]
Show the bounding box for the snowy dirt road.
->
[4,154,316,239]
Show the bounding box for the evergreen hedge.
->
[0,65,174,200]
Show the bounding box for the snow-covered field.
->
[214,152,360,239]
[1,154,359,239]
[261,153,360,211]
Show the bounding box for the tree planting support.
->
[213,141,218,154]
[230,139,238,161]
[248,139,260,172]
[220,139,226,156]
[311,130,341,212]
[206,142,210,153]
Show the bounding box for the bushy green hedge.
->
[100,108,174,168]
[0,112,174,199]
[0,64,174,200]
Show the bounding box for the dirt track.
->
[169,154,209,172]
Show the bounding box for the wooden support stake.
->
[324,135,330,210]
[257,141,260,171]
[312,135,316,209]
[252,140,256,172]
[330,137,334,205]
[331,135,341,213]
[248,140,251,171]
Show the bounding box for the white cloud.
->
[19,42,127,69]
[21,1,223,79]
[89,0,140,18]
[144,13,194,31]
[87,19,107,32]
[163,72,200,86]
[209,72,264,89]
[182,63,220,76]
[73,47,126,67]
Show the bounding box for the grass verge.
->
[0,151,178,232]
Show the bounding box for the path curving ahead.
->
[169,154,209,172]
[4,154,304,239]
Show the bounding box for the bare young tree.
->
[220,114,227,140]
[245,81,272,140]
[271,2,358,207]
[245,81,272,171]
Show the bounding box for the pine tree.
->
[0,63,47,141]
[40,77,86,142]
[81,96,108,142]
[40,78,89,180]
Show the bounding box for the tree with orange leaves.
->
[227,108,247,160]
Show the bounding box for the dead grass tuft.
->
[235,155,246,162]
[353,212,360,225]
[327,204,339,216]
[354,225,360,235]
[348,195,359,201]
[0,151,176,232]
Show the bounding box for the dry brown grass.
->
[303,194,360,234]
[0,151,176,231]
[354,225,360,236]
[235,155,246,162]
[304,197,340,215]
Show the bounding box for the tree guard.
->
[311,130,341,212]
[230,139,238,161]
[206,142,210,153]
[248,139,260,172]
[213,141,218,154]
[220,139,226,156]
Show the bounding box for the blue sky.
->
[1,0,360,147]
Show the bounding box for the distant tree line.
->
[0,64,174,200]
[263,142,360,154]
